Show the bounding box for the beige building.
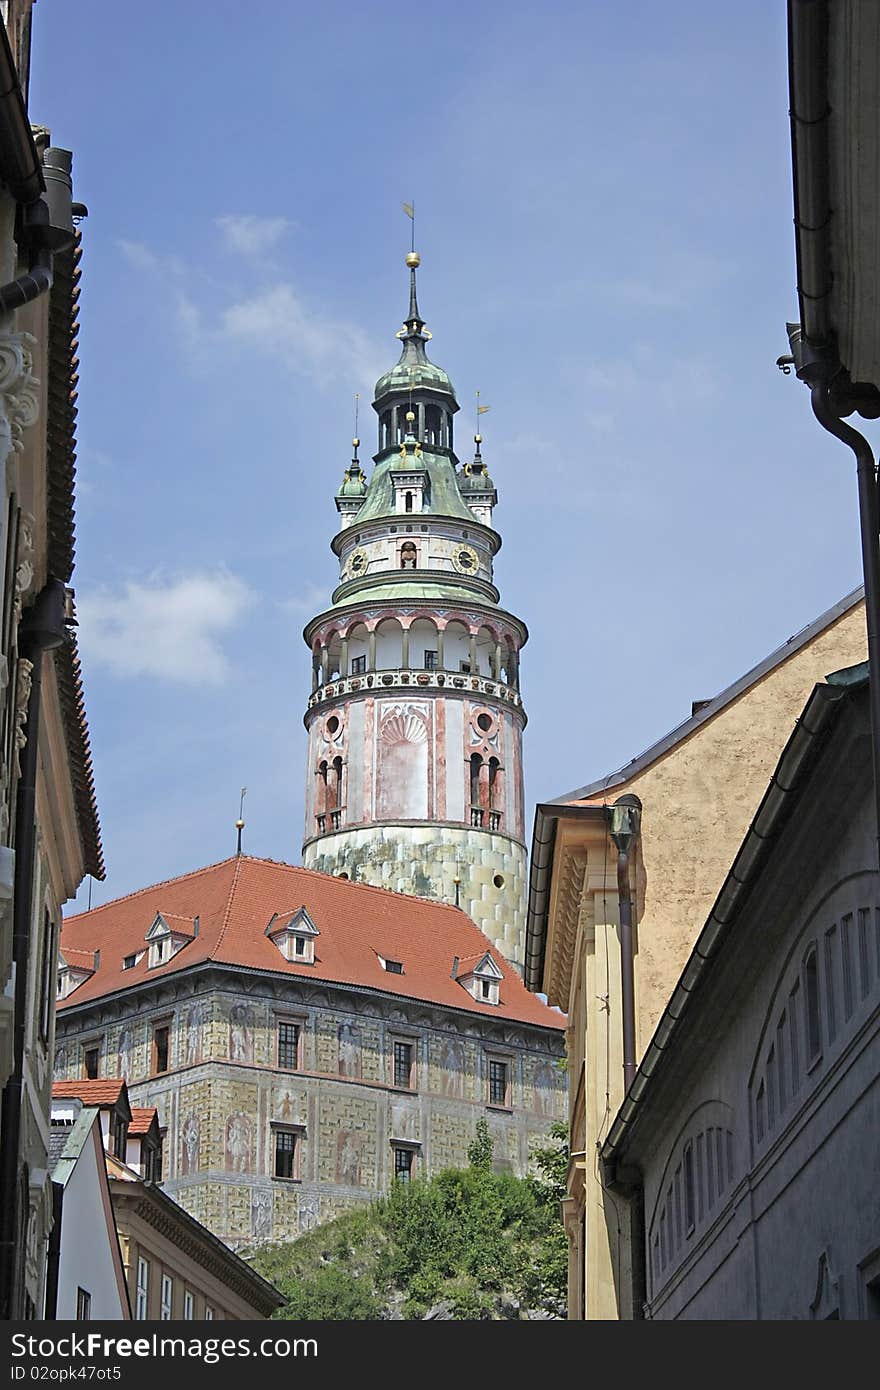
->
[601,663,880,1318]
[524,589,867,1318]
[55,855,566,1249]
[0,5,103,1319]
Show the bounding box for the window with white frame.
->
[160,1274,173,1320]
[205,1305,215,1321]
[135,1258,149,1319]
[183,1290,194,1320]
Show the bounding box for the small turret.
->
[335,437,368,527]
[459,434,497,526]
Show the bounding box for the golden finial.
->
[352,437,360,448]
[406,410,415,423]
[474,433,482,444]
[405,251,421,268]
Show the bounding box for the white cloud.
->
[76,572,253,684]
[221,283,383,388]
[279,583,332,617]
[216,215,292,259]
[117,239,184,276]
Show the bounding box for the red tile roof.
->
[60,947,96,970]
[128,1107,159,1136]
[53,1078,128,1106]
[59,855,565,1030]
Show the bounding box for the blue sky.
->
[30,1,864,912]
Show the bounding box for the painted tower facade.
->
[302,254,528,969]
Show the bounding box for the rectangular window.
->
[183,1290,194,1320]
[112,1115,128,1159]
[788,983,801,1095]
[274,1129,298,1179]
[459,661,471,674]
[683,1144,695,1233]
[706,1127,715,1208]
[205,1306,215,1321]
[153,1024,170,1075]
[351,655,366,675]
[393,1040,414,1089]
[383,959,403,974]
[83,1045,99,1080]
[695,1133,705,1222]
[842,913,854,1019]
[154,1132,165,1184]
[776,1017,787,1110]
[277,1021,300,1070]
[76,1288,91,1321]
[858,908,872,999]
[715,1127,725,1193]
[804,949,821,1063]
[824,925,838,1043]
[135,1258,149,1320]
[39,911,56,1041]
[673,1168,682,1249]
[123,954,137,970]
[488,1059,509,1107]
[755,1082,766,1142]
[160,1274,173,1320]
[423,650,438,671]
[766,1048,776,1127]
[393,1146,414,1182]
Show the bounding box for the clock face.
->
[347,548,368,579]
[453,543,480,575]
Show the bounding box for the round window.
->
[493,874,505,889]
[326,715,340,736]
[476,712,493,733]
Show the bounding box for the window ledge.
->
[486,1103,513,1114]
[271,1176,302,1184]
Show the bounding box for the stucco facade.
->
[526,590,869,1318]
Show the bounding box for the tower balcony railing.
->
[315,808,345,834]
[470,806,503,831]
[308,668,523,713]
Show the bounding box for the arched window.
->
[401,542,417,570]
[470,754,482,826]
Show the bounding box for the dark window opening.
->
[393,1147,414,1182]
[83,1047,99,1080]
[274,1129,297,1179]
[405,491,413,513]
[393,1041,413,1089]
[278,1021,300,1070]
[384,959,403,974]
[153,1026,170,1075]
[489,1059,508,1106]
[804,947,821,1062]
[76,1288,91,1321]
[424,650,438,670]
[351,655,367,675]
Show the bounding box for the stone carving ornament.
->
[0,331,40,459]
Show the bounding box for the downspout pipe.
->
[609,794,642,1092]
[810,381,880,861]
[0,580,68,1320]
[0,147,84,314]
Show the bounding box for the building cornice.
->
[54,958,565,1046]
[329,510,502,559]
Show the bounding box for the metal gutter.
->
[599,670,862,1167]
[0,21,42,205]
[787,0,834,354]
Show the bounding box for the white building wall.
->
[56,1120,128,1320]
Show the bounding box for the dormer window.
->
[145,913,193,969]
[379,956,404,975]
[455,951,503,1006]
[266,907,320,965]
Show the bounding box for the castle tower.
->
[302,253,529,970]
